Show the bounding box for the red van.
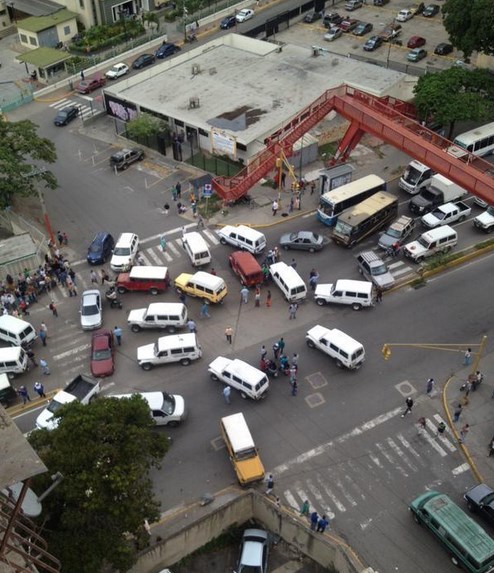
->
[116,266,170,295]
[229,251,263,287]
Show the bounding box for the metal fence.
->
[188,152,243,176]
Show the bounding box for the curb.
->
[6,388,60,417]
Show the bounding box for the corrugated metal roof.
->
[16,8,77,32]
[11,0,63,17]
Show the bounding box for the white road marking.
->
[138,252,152,266]
[387,437,418,472]
[452,463,470,476]
[432,414,457,452]
[167,241,182,257]
[146,247,164,265]
[52,343,90,362]
[376,441,408,477]
[203,229,219,245]
[283,489,299,512]
[396,433,421,460]
[314,475,343,515]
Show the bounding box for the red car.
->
[407,35,426,49]
[76,76,106,94]
[90,329,114,377]
[338,18,359,32]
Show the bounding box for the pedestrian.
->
[273,342,280,360]
[309,272,319,291]
[172,187,178,201]
[316,514,329,533]
[310,181,316,195]
[260,345,267,360]
[459,424,470,443]
[33,381,46,398]
[113,326,122,346]
[63,232,68,245]
[294,196,300,210]
[488,436,494,457]
[265,473,274,495]
[376,287,383,303]
[417,416,427,435]
[191,201,198,218]
[292,353,299,368]
[289,302,298,320]
[472,370,483,391]
[90,269,98,284]
[281,172,286,188]
[175,181,182,200]
[463,348,472,366]
[310,511,318,531]
[223,385,231,404]
[254,287,261,307]
[160,235,167,252]
[196,215,204,229]
[290,258,297,269]
[240,286,249,304]
[401,396,414,417]
[272,200,279,216]
[291,379,298,396]
[187,319,197,333]
[426,377,435,397]
[300,500,310,517]
[200,301,211,318]
[18,385,31,404]
[210,268,217,276]
[39,324,47,346]
[453,404,463,423]
[225,326,233,344]
[163,203,170,215]
[100,269,110,285]
[39,359,50,375]
[80,70,85,80]
[288,197,294,213]
[26,348,37,368]
[49,301,58,317]
[57,231,63,246]
[275,496,281,509]
[436,421,446,437]
[266,290,272,307]
[67,278,77,297]
[178,291,187,305]
[278,337,285,354]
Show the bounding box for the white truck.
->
[409,174,468,215]
[111,392,187,427]
[36,374,100,431]
[421,201,471,229]
[473,206,494,233]
[399,160,434,195]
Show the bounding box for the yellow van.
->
[220,412,265,485]
[174,271,227,304]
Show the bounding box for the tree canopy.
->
[28,395,169,573]
[413,67,494,138]
[443,0,494,58]
[0,116,58,208]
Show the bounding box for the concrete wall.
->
[129,489,368,573]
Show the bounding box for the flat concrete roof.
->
[106,34,411,147]
[0,234,36,266]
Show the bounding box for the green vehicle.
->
[410,491,494,572]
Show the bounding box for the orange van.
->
[229,251,263,287]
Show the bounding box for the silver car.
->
[80,289,102,330]
[236,529,269,573]
[378,215,416,250]
[279,231,329,252]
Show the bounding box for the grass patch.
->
[318,142,337,160]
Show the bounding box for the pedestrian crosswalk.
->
[49,97,96,122]
[277,409,464,521]
[353,237,417,284]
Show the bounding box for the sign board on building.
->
[211,129,237,160]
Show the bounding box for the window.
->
[183,346,194,353]
[29,37,38,46]
[63,25,70,34]
[232,375,242,384]
[329,343,339,353]
[170,348,184,355]
[79,0,84,7]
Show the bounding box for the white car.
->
[236,8,254,22]
[396,9,413,21]
[324,27,343,41]
[80,289,102,331]
[105,63,129,79]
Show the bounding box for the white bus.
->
[448,122,494,159]
[317,175,387,227]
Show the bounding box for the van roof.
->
[269,262,306,285]
[0,315,34,335]
[220,224,265,239]
[0,346,24,359]
[128,266,169,280]
[116,232,137,245]
[146,302,185,314]
[421,225,457,241]
[111,391,166,411]
[156,333,197,351]
[334,279,374,293]
[190,271,225,289]
[221,412,255,453]
[183,231,209,249]
[308,325,363,353]
[228,358,267,383]
[229,251,262,270]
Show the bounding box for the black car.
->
[323,12,343,27]
[464,484,494,526]
[132,53,155,69]
[422,3,440,16]
[155,42,180,59]
[363,35,383,51]
[434,42,453,55]
[54,105,79,126]
[353,22,373,36]
[303,10,322,23]
[220,14,236,28]
[87,232,115,265]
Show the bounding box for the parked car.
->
[323,12,343,27]
[324,26,343,41]
[407,47,427,62]
[76,76,106,94]
[378,215,415,250]
[279,231,329,252]
[132,53,155,69]
[410,2,425,14]
[155,42,180,59]
[396,9,414,21]
[434,42,453,55]
[304,10,322,22]
[236,529,269,573]
[236,8,254,22]
[109,148,145,170]
[220,14,237,28]
[363,35,384,51]
[105,63,129,79]
[422,3,440,16]
[353,22,373,36]
[54,105,79,126]
[345,0,363,11]
[90,330,114,377]
[407,35,426,48]
[87,232,115,265]
[80,290,102,331]
[464,484,494,527]
[379,23,402,41]
[339,18,359,32]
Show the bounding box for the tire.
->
[416,256,424,263]
[117,287,126,294]
[166,325,176,333]
[442,246,451,254]
[210,373,219,381]
[459,215,465,222]
[336,360,344,369]
[306,339,315,349]
[240,391,247,399]
[149,288,159,295]
[131,324,141,333]
[487,226,493,234]
[412,512,420,524]
[7,372,14,380]
[180,358,191,366]
[309,247,315,253]
[283,245,289,250]
[168,421,179,427]
[141,363,152,371]
[220,237,227,245]
[451,556,459,567]
[352,303,362,311]
[316,298,325,306]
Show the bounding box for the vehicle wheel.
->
[131,324,141,333]
[220,237,227,245]
[487,226,493,234]
[167,325,176,333]
[283,245,289,250]
[309,247,315,253]
[7,372,14,380]
[138,154,144,161]
[149,288,159,295]
[306,339,315,349]
[467,502,475,512]
[240,391,247,399]
[315,298,325,306]
[180,358,191,366]
[141,363,152,371]
[117,287,126,294]
[416,256,424,263]
[459,215,465,222]
[210,373,219,381]
[122,163,128,170]
[442,246,451,254]
[336,360,344,369]
[352,303,362,311]
[168,421,179,427]
[358,268,363,274]
[412,512,420,524]
[451,556,460,567]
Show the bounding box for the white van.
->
[127,302,188,333]
[306,325,365,370]
[182,231,211,267]
[110,232,139,272]
[403,225,458,263]
[269,262,307,302]
[217,225,266,254]
[314,279,375,310]
[0,346,29,378]
[0,315,37,347]
[111,391,187,426]
[137,333,202,370]
[208,357,269,400]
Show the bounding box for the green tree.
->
[443,0,494,58]
[28,396,169,573]
[413,68,494,138]
[142,11,160,32]
[126,113,169,139]
[0,116,57,208]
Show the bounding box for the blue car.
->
[155,43,180,59]
[87,232,115,265]
[220,15,236,29]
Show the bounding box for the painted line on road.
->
[452,462,470,476]
[52,343,90,362]
[376,441,408,478]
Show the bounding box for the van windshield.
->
[235,447,257,461]
[114,246,131,256]
[417,236,432,248]
[161,392,175,414]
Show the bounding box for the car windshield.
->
[82,303,99,316]
[161,393,176,414]
[113,247,130,256]
[93,348,111,360]
[89,243,102,253]
[58,111,68,118]
[371,263,388,275]
[487,207,494,216]
[386,227,401,239]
